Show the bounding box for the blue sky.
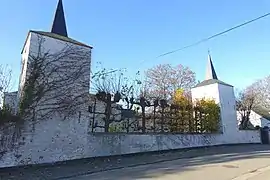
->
[1,0,270,91]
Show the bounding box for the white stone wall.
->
[0,83,261,168]
[0,117,260,168]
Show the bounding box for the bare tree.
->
[91,68,126,132]
[120,71,160,133]
[91,68,153,132]
[120,74,140,132]
[236,88,256,129]
[145,64,196,100]
[19,34,91,121]
[251,75,270,110]
[0,65,12,107]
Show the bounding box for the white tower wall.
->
[18,33,32,100]
[191,83,238,134]
[217,83,238,134]
[191,83,220,103]
[18,32,91,118]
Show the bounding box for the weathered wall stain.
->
[0,117,261,168]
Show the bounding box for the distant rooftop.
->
[253,106,270,120]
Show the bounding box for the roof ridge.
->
[194,79,233,88]
[31,30,92,49]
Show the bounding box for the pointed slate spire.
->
[51,0,68,37]
[205,51,218,80]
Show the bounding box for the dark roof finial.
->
[51,0,68,37]
[205,51,218,80]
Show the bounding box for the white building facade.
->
[4,0,92,120]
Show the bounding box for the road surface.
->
[1,144,270,180]
[67,146,270,180]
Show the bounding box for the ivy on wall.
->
[18,68,39,119]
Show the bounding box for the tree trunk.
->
[153,106,156,132]
[142,106,146,133]
[105,100,112,132]
[240,110,251,129]
[161,107,165,132]
[126,118,130,133]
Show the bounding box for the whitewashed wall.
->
[18,33,32,100]
[0,83,261,168]
[217,83,239,134]
[191,83,220,103]
[0,116,260,168]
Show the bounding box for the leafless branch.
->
[144,64,196,101]
[19,34,91,121]
[0,65,12,106]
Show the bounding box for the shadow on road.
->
[103,151,270,180]
[0,144,270,180]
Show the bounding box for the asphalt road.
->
[1,144,270,180]
[68,148,270,180]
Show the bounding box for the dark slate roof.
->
[21,30,92,54]
[195,53,233,88]
[51,0,68,37]
[207,55,218,80]
[194,79,233,88]
[253,106,270,120]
